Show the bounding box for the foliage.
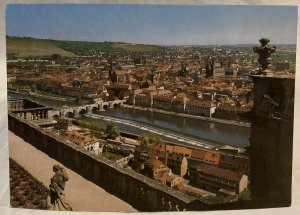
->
[112,43,164,53]
[200,195,226,205]
[138,132,162,149]
[7,36,165,57]
[102,152,124,161]
[105,122,120,140]
[78,120,104,132]
[54,41,119,55]
[55,40,164,55]
[139,136,150,148]
[6,36,75,57]
[239,188,251,201]
[78,120,104,138]
[271,53,296,64]
[52,53,62,61]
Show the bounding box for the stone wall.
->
[250,76,294,208]
[8,113,214,211]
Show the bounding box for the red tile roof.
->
[198,165,244,182]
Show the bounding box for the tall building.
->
[250,75,294,208]
[205,58,215,78]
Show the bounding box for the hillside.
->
[6,36,164,57]
[6,37,77,57]
[111,43,163,53]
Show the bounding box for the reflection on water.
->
[9,92,250,148]
[101,108,250,148]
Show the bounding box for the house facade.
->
[195,165,248,195]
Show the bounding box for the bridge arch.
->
[79,109,87,115]
[113,103,120,108]
[52,114,60,119]
[103,104,109,110]
[92,106,100,113]
[65,111,74,118]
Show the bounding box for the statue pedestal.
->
[262,69,275,77]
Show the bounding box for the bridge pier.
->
[73,109,79,118]
[86,106,92,114]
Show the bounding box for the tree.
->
[105,122,119,140]
[52,54,62,63]
[138,136,150,149]
[138,132,162,149]
[240,188,251,201]
[30,84,37,92]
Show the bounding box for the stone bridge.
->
[51,99,126,118]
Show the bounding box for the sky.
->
[5,4,298,45]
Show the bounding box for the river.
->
[9,92,250,148]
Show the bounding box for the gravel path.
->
[9,131,137,212]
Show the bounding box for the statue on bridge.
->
[253,38,276,75]
[47,164,72,211]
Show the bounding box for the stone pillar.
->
[25,112,31,120]
[43,110,47,119]
[48,110,53,119]
[86,106,92,114]
[73,109,79,118]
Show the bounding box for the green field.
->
[6,37,76,57]
[102,152,124,161]
[6,36,164,57]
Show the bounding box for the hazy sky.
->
[5,4,298,45]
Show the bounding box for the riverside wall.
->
[8,113,213,211]
[122,104,251,128]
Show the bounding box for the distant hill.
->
[6,37,77,57]
[6,36,164,57]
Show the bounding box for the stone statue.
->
[168,201,172,211]
[161,197,165,211]
[253,38,276,74]
[175,202,180,211]
[47,164,72,211]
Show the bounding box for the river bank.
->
[85,113,223,150]
[8,89,76,102]
[85,113,248,157]
[8,91,250,148]
[122,104,251,128]
[8,90,250,128]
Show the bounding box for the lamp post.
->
[171,96,176,111]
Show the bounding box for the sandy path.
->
[8,131,137,212]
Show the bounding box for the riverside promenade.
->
[9,131,137,212]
